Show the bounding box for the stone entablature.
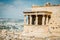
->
[24,11,52,15]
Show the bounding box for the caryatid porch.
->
[24,11,51,25]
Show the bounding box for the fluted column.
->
[42,15,45,25]
[46,15,48,25]
[24,15,26,25]
[36,15,38,25]
[30,15,32,25]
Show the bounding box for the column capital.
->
[24,15,26,16]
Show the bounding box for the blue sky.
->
[0,0,60,19]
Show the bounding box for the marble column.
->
[30,15,32,25]
[36,15,38,25]
[46,15,48,25]
[24,15,26,25]
[42,15,45,25]
[28,15,30,25]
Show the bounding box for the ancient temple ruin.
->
[22,3,60,40]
